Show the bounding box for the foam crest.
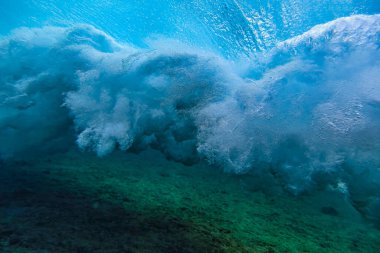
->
[197,15,380,190]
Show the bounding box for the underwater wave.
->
[1,14,380,221]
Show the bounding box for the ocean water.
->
[1,1,380,252]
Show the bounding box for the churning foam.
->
[0,15,380,219]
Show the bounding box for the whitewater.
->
[1,1,380,247]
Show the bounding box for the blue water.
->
[1,0,380,224]
[1,0,379,57]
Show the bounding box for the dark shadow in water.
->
[0,161,245,253]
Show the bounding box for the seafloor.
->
[0,149,379,253]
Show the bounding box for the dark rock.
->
[12,188,34,199]
[42,169,51,174]
[9,236,21,245]
[0,229,14,237]
[320,206,339,216]
[159,172,170,177]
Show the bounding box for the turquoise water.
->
[1,1,380,252]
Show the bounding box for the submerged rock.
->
[320,206,339,216]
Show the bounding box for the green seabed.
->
[0,149,379,253]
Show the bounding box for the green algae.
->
[1,149,379,253]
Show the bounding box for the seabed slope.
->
[0,149,379,253]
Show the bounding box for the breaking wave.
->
[0,15,380,221]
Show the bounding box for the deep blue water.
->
[1,0,380,226]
